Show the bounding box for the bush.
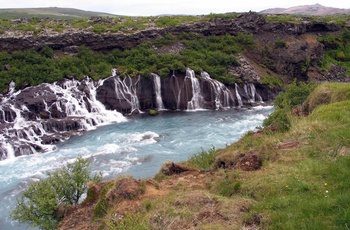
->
[11,157,101,230]
[188,146,216,170]
[274,80,316,111]
[91,25,107,34]
[261,75,283,87]
[263,80,316,132]
[263,108,291,132]
[275,38,286,48]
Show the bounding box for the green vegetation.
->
[0,32,255,92]
[148,109,158,116]
[155,15,205,27]
[261,75,283,86]
[213,82,350,229]
[188,146,217,170]
[318,29,350,74]
[11,157,101,230]
[0,7,115,19]
[264,14,301,23]
[274,38,286,48]
[52,82,350,230]
[263,80,316,132]
[264,14,350,25]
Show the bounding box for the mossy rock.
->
[148,109,158,116]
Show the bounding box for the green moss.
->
[93,183,113,219]
[148,109,158,116]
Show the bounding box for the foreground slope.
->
[58,83,350,229]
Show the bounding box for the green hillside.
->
[0,7,116,19]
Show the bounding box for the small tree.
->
[11,157,101,230]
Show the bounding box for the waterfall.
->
[113,76,141,114]
[2,141,15,159]
[112,68,117,77]
[201,72,233,109]
[8,81,15,95]
[243,83,263,103]
[186,68,203,110]
[0,77,126,161]
[152,74,165,110]
[249,83,263,103]
[0,70,267,160]
[235,83,243,107]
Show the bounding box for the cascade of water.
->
[11,104,27,129]
[235,83,243,107]
[173,75,182,110]
[186,68,203,110]
[201,72,233,109]
[0,77,127,161]
[8,81,15,95]
[112,68,117,77]
[2,140,15,159]
[85,77,126,124]
[124,75,141,114]
[249,83,263,103]
[113,76,141,114]
[243,84,251,102]
[152,74,165,110]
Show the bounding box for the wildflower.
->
[324,183,327,186]
[285,185,288,188]
[325,190,329,193]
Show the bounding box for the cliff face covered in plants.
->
[0,12,349,159]
[2,9,350,230]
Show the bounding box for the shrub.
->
[11,157,101,230]
[261,75,283,87]
[274,80,316,111]
[188,146,216,170]
[157,67,170,77]
[263,80,316,132]
[39,46,54,58]
[263,108,291,132]
[91,24,107,34]
[275,38,286,48]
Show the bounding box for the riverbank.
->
[58,82,350,229]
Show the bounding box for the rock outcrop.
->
[0,12,347,159]
[0,12,344,81]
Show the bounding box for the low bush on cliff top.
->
[0,32,254,92]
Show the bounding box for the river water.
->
[0,106,273,229]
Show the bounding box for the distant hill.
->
[0,7,117,19]
[260,3,350,15]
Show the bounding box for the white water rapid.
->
[0,104,273,230]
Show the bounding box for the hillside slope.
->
[261,3,350,15]
[0,7,116,19]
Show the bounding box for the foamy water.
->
[0,106,273,230]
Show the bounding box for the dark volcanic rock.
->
[0,12,341,54]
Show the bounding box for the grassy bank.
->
[59,82,350,229]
